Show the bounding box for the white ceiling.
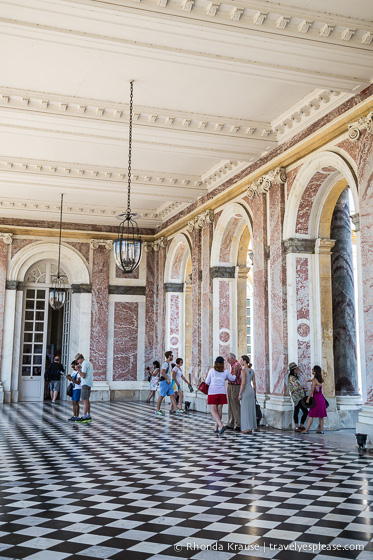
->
[0,0,372,228]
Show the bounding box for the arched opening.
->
[210,203,253,363]
[3,242,90,402]
[286,150,363,425]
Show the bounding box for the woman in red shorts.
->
[205,356,236,436]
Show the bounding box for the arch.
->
[211,202,253,267]
[164,233,192,283]
[284,150,359,240]
[8,242,90,285]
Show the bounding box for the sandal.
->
[316,430,324,434]
[242,430,252,434]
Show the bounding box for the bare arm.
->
[252,372,256,394]
[238,370,246,400]
[307,379,317,401]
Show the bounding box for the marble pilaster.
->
[144,251,156,366]
[251,195,269,394]
[90,244,110,381]
[269,182,288,395]
[113,302,138,381]
[155,245,166,361]
[237,266,250,358]
[331,188,359,395]
[191,227,202,384]
[0,234,12,381]
[200,220,214,376]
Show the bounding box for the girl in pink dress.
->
[302,365,327,434]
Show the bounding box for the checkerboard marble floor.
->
[0,401,373,560]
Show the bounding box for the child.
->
[67,360,81,421]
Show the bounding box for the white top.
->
[205,368,236,395]
[81,360,93,387]
[161,361,171,380]
[172,366,183,385]
[71,370,81,390]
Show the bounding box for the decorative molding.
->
[247,167,287,198]
[0,233,13,245]
[315,238,336,255]
[187,210,214,232]
[351,213,360,232]
[5,281,18,290]
[210,266,235,279]
[164,282,184,293]
[0,88,275,141]
[109,285,146,295]
[284,238,316,254]
[237,265,251,278]
[144,237,167,252]
[90,239,113,250]
[71,284,92,293]
[348,111,373,142]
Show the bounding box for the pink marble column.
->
[155,246,166,361]
[169,293,181,358]
[269,181,288,395]
[358,131,373,402]
[191,228,202,384]
[218,280,230,359]
[113,302,138,380]
[201,221,214,375]
[251,195,270,394]
[145,250,156,366]
[0,240,9,374]
[90,245,109,381]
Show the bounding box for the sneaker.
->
[83,417,92,423]
[218,426,227,436]
[76,417,85,423]
[68,416,76,422]
[176,409,184,414]
[155,410,163,416]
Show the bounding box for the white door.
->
[19,288,48,401]
[60,290,71,400]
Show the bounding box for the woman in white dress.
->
[146,361,160,403]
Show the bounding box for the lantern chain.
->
[127,80,134,215]
[57,193,63,279]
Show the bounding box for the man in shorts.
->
[75,353,93,423]
[156,351,179,415]
[47,355,65,403]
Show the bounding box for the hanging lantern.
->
[50,193,66,309]
[49,276,66,309]
[114,81,143,273]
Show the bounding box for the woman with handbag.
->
[302,365,327,434]
[238,355,256,434]
[288,362,308,432]
[205,357,236,435]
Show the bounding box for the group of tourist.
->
[45,353,94,423]
[150,350,328,436]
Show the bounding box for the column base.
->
[336,395,364,429]
[263,395,293,429]
[356,405,373,444]
[91,381,110,402]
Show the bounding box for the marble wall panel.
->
[116,262,140,279]
[145,251,156,366]
[11,239,33,259]
[89,246,109,381]
[296,168,335,235]
[113,301,138,381]
[219,280,230,359]
[219,216,242,264]
[286,166,301,199]
[269,182,288,395]
[357,132,373,402]
[155,247,166,361]
[169,293,180,358]
[249,194,269,394]
[337,138,359,164]
[170,242,186,281]
[296,257,312,385]
[67,242,90,264]
[0,242,8,373]
[201,222,214,374]
[191,228,202,383]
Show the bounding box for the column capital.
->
[90,239,112,250]
[351,213,360,232]
[144,237,167,252]
[0,233,13,245]
[187,210,214,232]
[247,167,287,198]
[348,111,373,142]
[284,238,316,254]
[237,265,250,279]
[315,238,336,255]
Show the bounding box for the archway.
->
[285,150,363,426]
[2,242,90,402]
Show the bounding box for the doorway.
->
[19,261,71,402]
